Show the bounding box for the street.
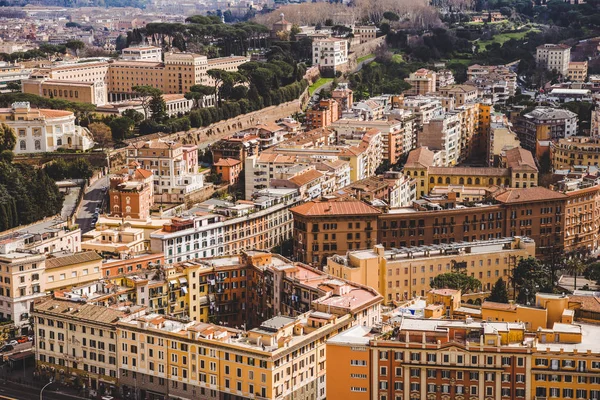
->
[75,176,108,234]
[0,382,86,400]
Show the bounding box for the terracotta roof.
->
[493,187,568,203]
[289,169,323,187]
[256,122,284,133]
[39,109,73,118]
[440,84,478,93]
[504,147,538,171]
[430,288,459,296]
[482,301,517,311]
[134,168,153,179]
[405,147,435,169]
[35,298,125,324]
[569,295,600,313]
[290,200,381,216]
[46,251,102,270]
[162,94,186,102]
[214,158,241,167]
[111,61,164,68]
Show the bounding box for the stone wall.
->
[110,89,310,169]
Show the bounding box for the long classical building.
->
[22,53,249,105]
[0,102,94,154]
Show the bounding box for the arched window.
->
[475,178,480,185]
[459,177,464,184]
[515,173,520,178]
[420,171,424,176]
[504,179,510,185]
[530,173,535,179]
[430,177,435,184]
[445,177,450,184]
[515,182,520,188]
[67,137,72,146]
[467,178,472,184]
[414,171,418,176]
[523,182,527,188]
[57,138,62,146]
[19,140,26,150]
[489,178,494,185]
[496,178,502,185]
[126,196,131,205]
[113,205,119,212]
[34,140,41,150]
[125,206,131,213]
[437,177,443,184]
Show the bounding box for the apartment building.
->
[331,113,417,164]
[419,112,461,166]
[213,158,242,184]
[211,131,261,164]
[44,251,103,292]
[125,139,203,204]
[333,172,416,209]
[150,193,298,265]
[306,99,340,130]
[404,68,437,95]
[400,96,444,128]
[488,112,521,166]
[515,107,578,155]
[436,69,455,89]
[331,84,353,113]
[0,218,81,255]
[437,84,479,107]
[290,199,381,266]
[108,163,154,220]
[327,237,534,303]
[0,102,94,154]
[567,61,588,82]
[33,298,126,396]
[466,64,517,104]
[536,43,571,75]
[312,38,348,73]
[82,224,151,259]
[353,25,377,44]
[552,136,600,169]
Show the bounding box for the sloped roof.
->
[504,147,538,172]
[214,158,241,167]
[290,200,381,216]
[46,251,102,270]
[493,187,567,203]
[405,147,435,169]
[289,169,323,187]
[134,168,153,179]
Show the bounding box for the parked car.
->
[0,344,13,352]
[6,340,17,346]
[16,336,28,344]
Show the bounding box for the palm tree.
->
[565,251,589,292]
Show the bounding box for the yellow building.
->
[567,61,588,82]
[22,79,106,106]
[44,251,103,291]
[327,237,535,304]
[553,135,600,169]
[117,309,353,400]
[33,297,125,396]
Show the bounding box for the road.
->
[0,382,86,400]
[75,176,108,234]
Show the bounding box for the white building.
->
[536,43,571,76]
[0,102,94,154]
[419,112,461,166]
[121,46,163,62]
[312,38,348,72]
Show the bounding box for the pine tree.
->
[488,278,509,303]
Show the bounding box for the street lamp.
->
[40,378,53,400]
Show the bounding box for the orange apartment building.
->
[306,99,340,130]
[292,186,568,264]
[290,199,381,266]
[108,162,154,219]
[213,157,243,184]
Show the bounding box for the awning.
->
[169,280,177,285]
[179,277,187,284]
[181,287,188,294]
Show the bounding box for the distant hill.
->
[0,0,148,8]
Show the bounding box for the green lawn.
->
[309,78,333,95]
[357,53,375,64]
[391,54,404,63]
[476,29,540,51]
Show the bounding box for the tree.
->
[5,82,20,92]
[513,257,551,305]
[65,40,85,57]
[115,34,128,51]
[383,11,400,21]
[122,109,145,124]
[185,85,215,108]
[109,117,134,141]
[565,252,588,292]
[488,278,509,303]
[88,122,113,150]
[0,124,16,152]
[132,85,163,119]
[430,272,481,293]
[149,95,167,122]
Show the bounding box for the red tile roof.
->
[405,147,435,169]
[493,187,567,203]
[214,158,241,167]
[290,200,381,216]
[289,169,323,187]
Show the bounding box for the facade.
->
[44,251,104,292]
[0,218,81,255]
[514,107,578,155]
[306,99,340,130]
[0,102,94,154]
[22,79,107,106]
[437,84,478,107]
[567,61,588,82]
[404,68,437,95]
[109,163,154,220]
[312,38,348,73]
[552,136,600,169]
[120,46,162,62]
[290,199,381,266]
[33,298,125,396]
[536,43,572,75]
[125,139,203,204]
[213,157,243,184]
[327,237,535,303]
[353,26,376,44]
